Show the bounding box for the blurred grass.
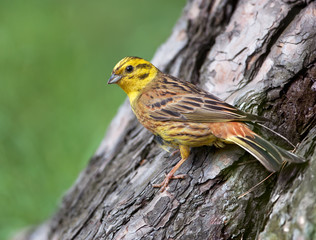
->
[0,0,186,238]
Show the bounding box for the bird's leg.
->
[153,145,190,192]
[163,149,179,159]
[170,149,180,157]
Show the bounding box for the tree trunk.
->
[14,0,316,239]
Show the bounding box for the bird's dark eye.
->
[126,65,134,73]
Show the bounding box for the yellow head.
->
[108,57,158,104]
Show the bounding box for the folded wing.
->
[138,74,265,123]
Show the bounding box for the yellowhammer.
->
[108,56,304,192]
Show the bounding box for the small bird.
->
[108,56,304,192]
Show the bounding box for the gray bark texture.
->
[14,0,316,239]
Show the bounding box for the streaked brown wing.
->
[138,74,265,123]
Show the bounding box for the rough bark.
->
[14,0,316,239]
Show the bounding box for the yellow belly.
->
[154,121,226,148]
[134,109,243,149]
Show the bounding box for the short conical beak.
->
[108,74,122,84]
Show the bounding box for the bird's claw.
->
[153,173,186,192]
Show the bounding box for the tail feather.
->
[228,134,305,172]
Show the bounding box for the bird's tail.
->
[228,133,305,172]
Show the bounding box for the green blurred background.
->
[0,0,186,238]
